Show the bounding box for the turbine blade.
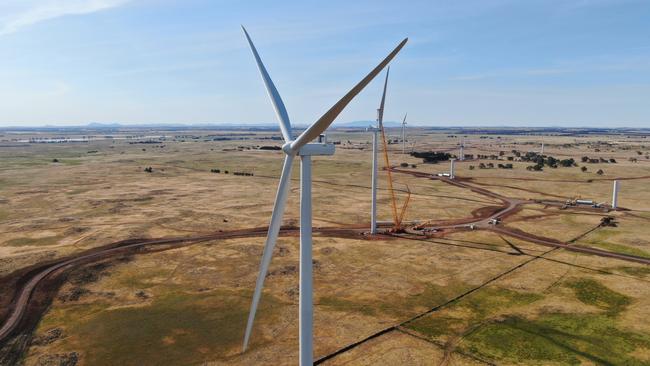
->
[290,38,408,151]
[377,67,390,126]
[243,154,294,351]
[402,113,407,125]
[242,26,292,142]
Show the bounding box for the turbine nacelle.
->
[281,141,335,156]
[298,143,335,157]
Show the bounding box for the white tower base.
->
[612,180,619,209]
[450,159,455,179]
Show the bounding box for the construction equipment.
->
[378,111,411,232]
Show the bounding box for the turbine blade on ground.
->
[290,38,408,151]
[242,26,293,142]
[243,154,294,351]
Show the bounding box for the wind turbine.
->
[459,138,465,161]
[367,68,391,235]
[401,113,408,154]
[240,26,407,365]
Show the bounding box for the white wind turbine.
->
[401,113,408,154]
[240,26,407,365]
[367,67,390,235]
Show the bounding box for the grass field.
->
[1,127,649,365]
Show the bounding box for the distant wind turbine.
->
[240,26,407,365]
[401,113,407,154]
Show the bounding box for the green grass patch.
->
[378,282,479,319]
[317,282,470,320]
[565,278,631,316]
[405,286,543,340]
[614,266,650,277]
[466,314,650,365]
[582,241,650,259]
[462,286,543,318]
[56,289,277,365]
[407,315,465,338]
[319,296,377,316]
[4,235,61,247]
[59,158,83,166]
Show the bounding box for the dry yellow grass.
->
[0,128,648,365]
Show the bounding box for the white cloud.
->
[0,0,130,36]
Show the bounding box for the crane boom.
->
[379,120,400,227]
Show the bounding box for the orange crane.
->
[373,67,410,232]
[378,119,411,232]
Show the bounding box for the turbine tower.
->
[367,69,390,234]
[241,26,407,366]
[459,138,465,161]
[401,113,408,154]
[612,180,619,209]
[366,122,379,234]
[450,158,455,179]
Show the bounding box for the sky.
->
[0,0,649,128]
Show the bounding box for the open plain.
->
[1,126,649,365]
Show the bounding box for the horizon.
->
[1,0,650,128]
[1,121,649,131]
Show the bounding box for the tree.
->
[581,166,588,172]
[596,169,604,175]
[581,156,589,163]
[559,158,575,167]
[144,167,153,173]
[479,163,486,169]
[469,165,475,170]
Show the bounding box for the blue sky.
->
[0,0,649,127]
